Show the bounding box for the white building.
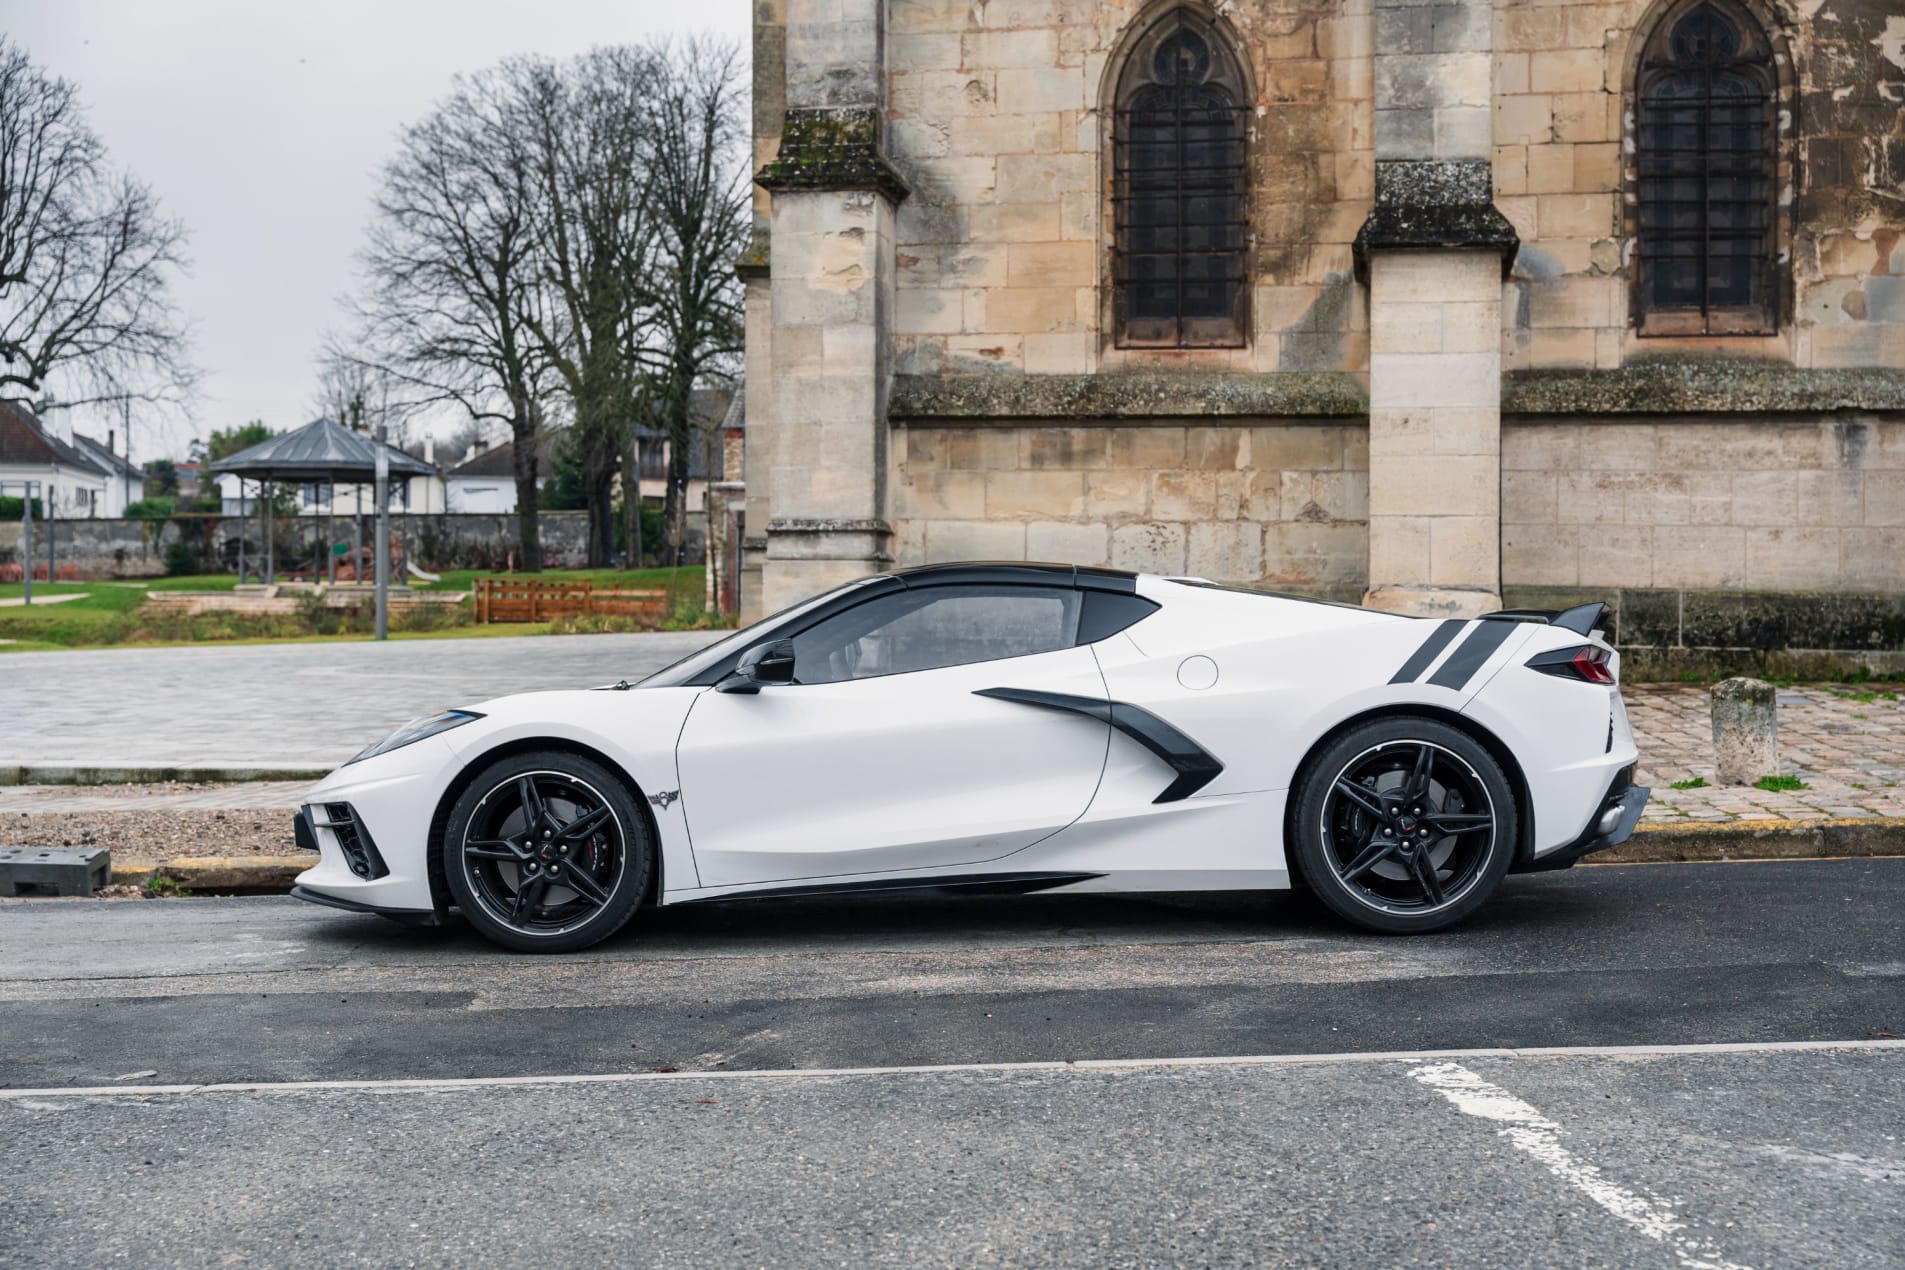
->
[0,401,113,519]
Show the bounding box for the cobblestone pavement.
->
[1629,684,1905,822]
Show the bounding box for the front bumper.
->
[1519,766,1651,873]
[289,883,440,925]
[292,736,455,914]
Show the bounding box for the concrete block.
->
[1711,677,1778,786]
[0,846,110,897]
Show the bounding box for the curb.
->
[0,764,330,787]
[112,855,318,892]
[85,821,1904,896]
[1598,817,1905,864]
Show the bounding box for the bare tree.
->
[515,48,661,567]
[0,38,194,407]
[634,36,749,567]
[311,352,405,436]
[344,65,550,568]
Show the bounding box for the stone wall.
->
[1501,414,1905,592]
[0,511,702,580]
[880,0,1905,378]
[891,419,1368,596]
[1497,0,1905,372]
[885,0,1373,377]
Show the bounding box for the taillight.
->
[1527,643,1616,685]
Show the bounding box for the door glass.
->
[791,585,1082,685]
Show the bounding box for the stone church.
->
[738,0,1905,669]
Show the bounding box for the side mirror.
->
[717,639,796,694]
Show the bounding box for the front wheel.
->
[444,751,652,953]
[1291,717,1516,934]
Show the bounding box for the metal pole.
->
[122,399,133,513]
[263,479,274,584]
[46,475,55,583]
[21,482,33,605]
[326,482,335,586]
[374,427,390,640]
[236,478,246,582]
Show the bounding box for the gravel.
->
[4,808,296,865]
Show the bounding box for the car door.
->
[674,582,1111,888]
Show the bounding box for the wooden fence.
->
[473,577,667,625]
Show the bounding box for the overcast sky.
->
[8,0,750,461]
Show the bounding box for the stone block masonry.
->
[892,420,1368,598]
[740,0,1905,632]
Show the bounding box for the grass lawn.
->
[0,566,706,652]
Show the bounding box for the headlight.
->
[347,709,484,764]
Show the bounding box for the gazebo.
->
[208,417,436,584]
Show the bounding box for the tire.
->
[443,750,652,953]
[1291,716,1516,934]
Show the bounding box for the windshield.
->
[636,576,888,687]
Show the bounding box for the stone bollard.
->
[1711,677,1778,786]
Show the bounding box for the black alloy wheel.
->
[1292,717,1516,934]
[444,751,651,953]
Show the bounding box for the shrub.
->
[162,540,199,576]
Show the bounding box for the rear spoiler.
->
[1478,601,1607,636]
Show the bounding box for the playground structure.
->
[207,417,438,590]
[208,418,438,640]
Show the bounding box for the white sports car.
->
[292,563,1648,952]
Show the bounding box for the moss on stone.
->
[1503,363,1905,415]
[887,372,1368,420]
[755,106,909,203]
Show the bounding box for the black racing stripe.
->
[1426,620,1518,690]
[1388,619,1465,684]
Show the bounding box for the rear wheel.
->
[444,751,651,953]
[1291,717,1516,934]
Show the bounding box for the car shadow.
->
[289,872,1625,961]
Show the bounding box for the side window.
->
[790,586,1082,685]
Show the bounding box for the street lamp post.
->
[373,425,390,641]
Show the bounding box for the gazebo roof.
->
[208,417,436,482]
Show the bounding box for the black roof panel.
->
[889,562,1138,593]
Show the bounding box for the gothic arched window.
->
[1112,9,1249,348]
[1635,0,1779,335]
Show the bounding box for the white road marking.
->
[0,1036,1898,1101]
[1409,1061,1751,1270]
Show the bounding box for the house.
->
[68,432,144,518]
[443,436,541,514]
[739,0,1905,665]
[0,400,112,519]
[634,387,736,514]
[443,389,740,520]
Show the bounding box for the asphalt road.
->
[4,859,1903,1267]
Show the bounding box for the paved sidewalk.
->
[1630,684,1905,822]
[0,631,721,768]
[0,782,302,813]
[5,681,1902,829]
